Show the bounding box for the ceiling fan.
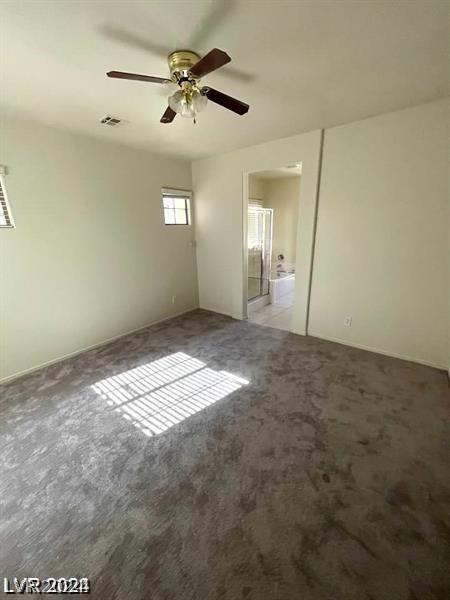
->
[107,48,250,123]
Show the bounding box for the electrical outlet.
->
[171,295,177,305]
[344,316,352,327]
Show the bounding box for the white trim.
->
[308,331,447,371]
[305,130,324,334]
[162,187,192,197]
[199,305,234,318]
[241,172,249,319]
[241,158,314,330]
[162,187,192,226]
[0,307,199,385]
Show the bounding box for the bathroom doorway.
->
[246,166,301,331]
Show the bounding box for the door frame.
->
[241,157,319,334]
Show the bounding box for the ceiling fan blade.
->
[190,48,231,78]
[107,71,172,84]
[160,106,176,124]
[203,87,249,115]
[100,25,170,59]
[188,0,235,49]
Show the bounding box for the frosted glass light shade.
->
[169,90,195,118]
[168,89,208,119]
[192,90,208,113]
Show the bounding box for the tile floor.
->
[248,291,294,331]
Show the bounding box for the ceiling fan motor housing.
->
[168,51,201,80]
[106,47,249,122]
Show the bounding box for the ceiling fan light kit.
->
[168,87,207,119]
[107,48,250,124]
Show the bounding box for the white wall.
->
[0,116,198,381]
[2,100,447,380]
[248,176,266,201]
[193,99,449,370]
[263,177,300,265]
[309,100,448,368]
[192,130,323,332]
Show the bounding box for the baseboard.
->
[199,304,234,318]
[0,306,199,385]
[3,313,444,384]
[308,331,447,371]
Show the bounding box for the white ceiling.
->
[1,0,448,160]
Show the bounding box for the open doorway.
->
[246,165,301,331]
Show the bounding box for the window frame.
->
[0,171,14,229]
[162,188,192,226]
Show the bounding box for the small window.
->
[0,174,14,228]
[162,188,191,226]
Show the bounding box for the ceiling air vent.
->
[100,115,121,126]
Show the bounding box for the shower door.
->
[247,205,273,301]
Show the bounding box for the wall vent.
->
[100,115,121,126]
